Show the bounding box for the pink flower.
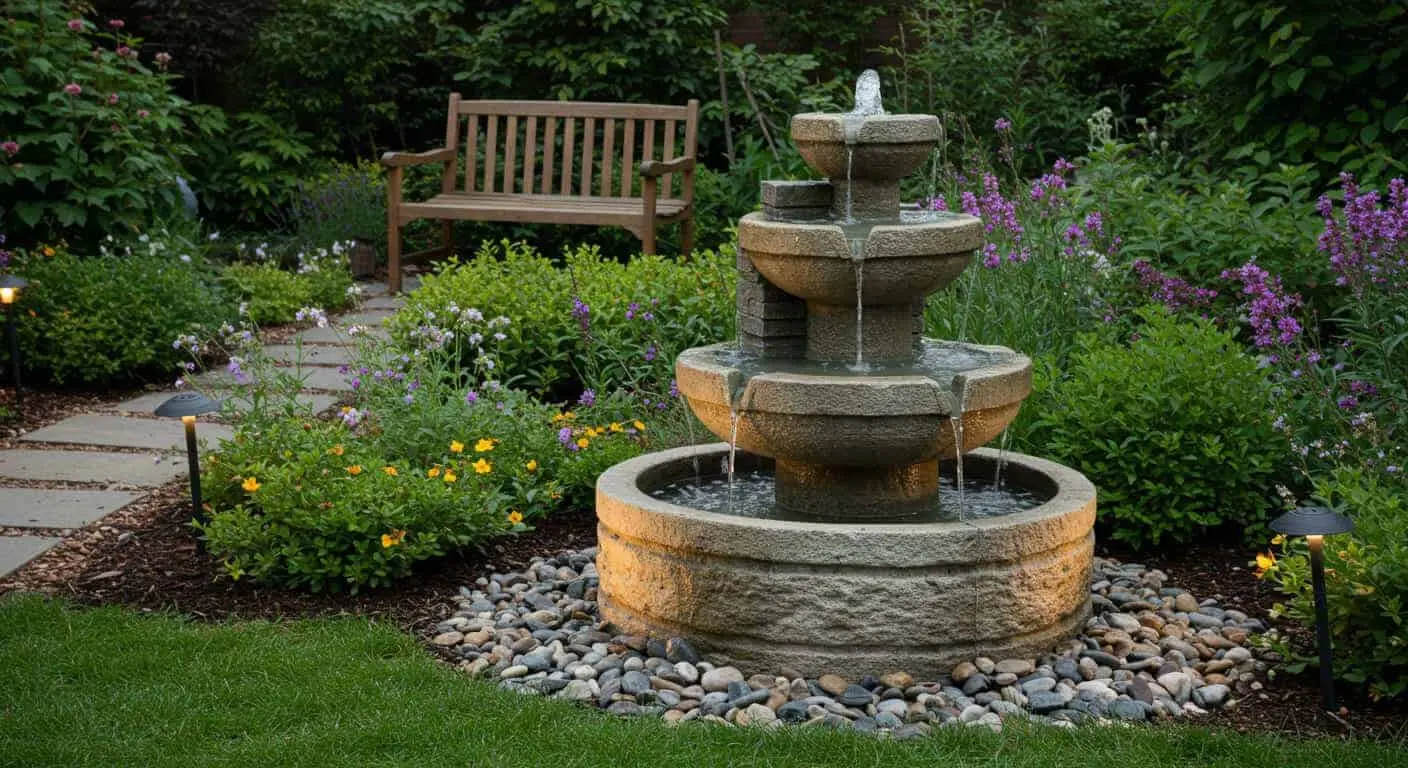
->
[1,141,19,157]
[137,109,150,119]
[116,45,133,58]
[108,19,125,29]
[107,93,119,105]
[63,83,82,96]
[67,19,83,31]
[154,52,172,69]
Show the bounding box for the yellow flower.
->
[443,470,458,483]
[346,465,363,476]
[526,459,538,473]
[475,438,496,452]
[241,476,261,492]
[329,444,345,456]
[382,466,398,476]
[381,529,406,548]
[576,437,590,449]
[610,422,624,433]
[42,246,55,257]
[1254,551,1276,578]
[508,510,524,524]
[1271,534,1286,546]
[633,420,646,431]
[473,458,492,474]
[427,466,442,478]
[450,440,465,454]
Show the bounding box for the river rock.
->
[701,666,744,692]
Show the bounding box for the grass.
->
[0,595,1400,768]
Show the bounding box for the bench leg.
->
[680,217,695,260]
[642,221,657,255]
[440,220,454,257]
[387,216,402,294]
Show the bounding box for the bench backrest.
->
[442,96,700,201]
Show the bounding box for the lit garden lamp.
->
[155,392,222,525]
[1269,505,1355,711]
[0,274,27,405]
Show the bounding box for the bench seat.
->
[400,193,690,226]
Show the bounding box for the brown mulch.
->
[2,491,1404,744]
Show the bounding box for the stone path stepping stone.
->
[0,488,140,528]
[338,311,396,326]
[361,296,402,311]
[0,449,187,486]
[21,414,234,452]
[263,344,354,367]
[296,325,388,344]
[293,366,353,392]
[0,536,61,578]
[112,389,338,416]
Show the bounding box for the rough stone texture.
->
[596,444,1096,678]
[806,302,915,362]
[21,414,234,451]
[262,344,355,366]
[0,488,140,528]
[736,244,806,360]
[0,536,61,578]
[774,459,938,519]
[789,113,940,219]
[761,180,832,221]
[0,449,187,486]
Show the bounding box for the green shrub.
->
[1262,467,1408,701]
[188,111,321,228]
[393,241,734,400]
[278,162,387,258]
[0,1,222,245]
[1028,306,1289,549]
[199,417,523,592]
[219,244,355,325]
[5,239,232,387]
[1166,1,1408,182]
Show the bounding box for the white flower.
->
[208,232,220,241]
[179,254,191,263]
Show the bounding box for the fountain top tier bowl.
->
[791,112,941,185]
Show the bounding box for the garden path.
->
[0,280,412,578]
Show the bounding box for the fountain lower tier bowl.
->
[737,211,983,308]
[595,445,1096,679]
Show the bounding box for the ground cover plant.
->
[2,595,1404,768]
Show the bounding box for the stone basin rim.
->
[737,211,984,259]
[597,444,1096,554]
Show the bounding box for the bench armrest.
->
[380,148,456,168]
[639,155,696,177]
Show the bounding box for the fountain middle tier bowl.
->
[791,112,941,182]
[595,445,1096,679]
[675,341,1032,466]
[737,211,983,306]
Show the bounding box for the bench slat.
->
[642,119,656,177]
[443,94,461,194]
[580,117,595,197]
[464,114,478,193]
[522,117,538,194]
[600,119,615,197]
[483,115,498,193]
[662,118,677,199]
[560,118,575,196]
[502,115,518,194]
[403,193,688,226]
[541,117,557,194]
[619,119,635,198]
[457,100,691,120]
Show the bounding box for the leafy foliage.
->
[0,1,220,245]
[1166,1,1408,182]
[3,238,233,387]
[1029,307,1289,549]
[1262,468,1408,701]
[187,111,320,227]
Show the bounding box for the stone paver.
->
[0,488,140,528]
[296,325,388,344]
[0,536,62,578]
[21,414,233,451]
[338,311,395,326]
[114,389,339,415]
[0,449,187,486]
[295,366,354,392]
[263,344,354,366]
[361,296,402,311]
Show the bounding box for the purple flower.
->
[1133,260,1217,312]
[558,426,576,451]
[464,390,479,404]
[1221,262,1303,348]
[644,344,657,362]
[669,379,681,398]
[994,117,1012,132]
[403,394,415,404]
[341,408,364,428]
[577,389,596,407]
[626,302,639,320]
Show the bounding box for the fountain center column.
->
[775,459,939,520]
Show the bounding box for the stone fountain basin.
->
[791,112,941,182]
[595,445,1096,679]
[675,341,1032,466]
[737,212,982,307]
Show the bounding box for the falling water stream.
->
[726,407,741,488]
[949,378,970,519]
[850,252,868,372]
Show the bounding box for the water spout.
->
[851,69,884,117]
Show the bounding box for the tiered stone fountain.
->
[596,72,1097,679]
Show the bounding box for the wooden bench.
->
[381,95,700,293]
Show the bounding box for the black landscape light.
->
[1,274,28,405]
[156,392,222,524]
[1269,505,1355,711]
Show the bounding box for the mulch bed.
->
[2,487,1403,744]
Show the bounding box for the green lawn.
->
[0,595,1399,767]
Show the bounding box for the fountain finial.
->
[851,69,884,116]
